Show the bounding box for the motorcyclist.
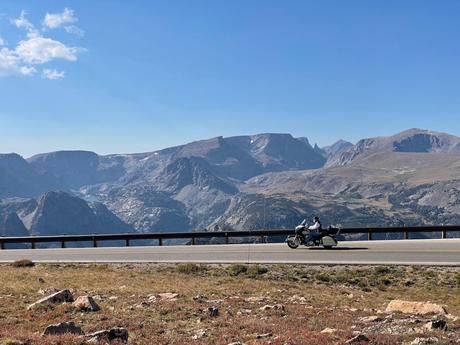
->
[304,216,322,245]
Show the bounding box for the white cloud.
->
[42,68,64,80]
[64,25,85,37]
[16,36,82,64]
[20,65,36,76]
[13,10,40,38]
[0,9,85,79]
[0,48,35,77]
[0,47,21,76]
[43,8,77,29]
[13,10,34,30]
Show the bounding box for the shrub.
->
[315,274,331,283]
[374,266,392,275]
[0,339,27,345]
[177,263,201,274]
[12,259,34,268]
[246,265,268,277]
[227,264,248,276]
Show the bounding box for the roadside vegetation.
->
[0,263,459,344]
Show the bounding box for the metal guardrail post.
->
[404,231,409,240]
[368,231,373,241]
[61,241,65,248]
[191,237,196,245]
[31,241,35,249]
[159,238,163,246]
[92,237,97,248]
[0,241,4,250]
[126,239,130,247]
[225,233,229,244]
[442,229,447,239]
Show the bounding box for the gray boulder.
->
[42,321,84,336]
[28,289,74,310]
[86,328,128,344]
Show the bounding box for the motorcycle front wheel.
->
[286,236,300,249]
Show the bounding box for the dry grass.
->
[0,264,459,344]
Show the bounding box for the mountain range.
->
[2,128,460,237]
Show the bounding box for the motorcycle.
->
[285,219,341,249]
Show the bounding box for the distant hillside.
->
[1,129,460,236]
[330,128,460,167]
[28,150,125,189]
[0,153,62,198]
[0,211,28,237]
[1,191,133,236]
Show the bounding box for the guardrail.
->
[0,225,459,249]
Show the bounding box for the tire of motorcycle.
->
[286,238,299,249]
[323,245,333,249]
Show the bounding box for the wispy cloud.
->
[43,8,83,37]
[0,9,85,79]
[13,10,40,38]
[42,68,65,80]
[20,65,36,76]
[64,25,85,38]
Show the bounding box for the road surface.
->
[0,239,459,265]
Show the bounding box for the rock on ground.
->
[410,337,439,345]
[157,293,179,301]
[42,321,84,336]
[385,300,447,315]
[192,329,207,339]
[73,295,100,312]
[256,333,272,339]
[345,334,370,344]
[359,316,384,323]
[86,327,128,344]
[260,304,285,311]
[28,289,74,310]
[422,319,447,331]
[208,306,219,317]
[320,328,337,334]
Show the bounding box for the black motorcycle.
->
[285,219,341,249]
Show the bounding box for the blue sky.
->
[1,1,459,157]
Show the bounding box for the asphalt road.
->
[0,239,459,265]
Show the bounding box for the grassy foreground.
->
[0,263,459,344]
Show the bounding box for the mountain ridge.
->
[2,128,460,236]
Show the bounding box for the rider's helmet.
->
[313,216,320,223]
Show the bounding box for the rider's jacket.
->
[308,221,322,232]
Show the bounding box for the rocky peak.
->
[331,129,460,166]
[0,211,29,236]
[30,191,131,235]
[0,153,62,198]
[28,150,125,189]
[158,157,238,195]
